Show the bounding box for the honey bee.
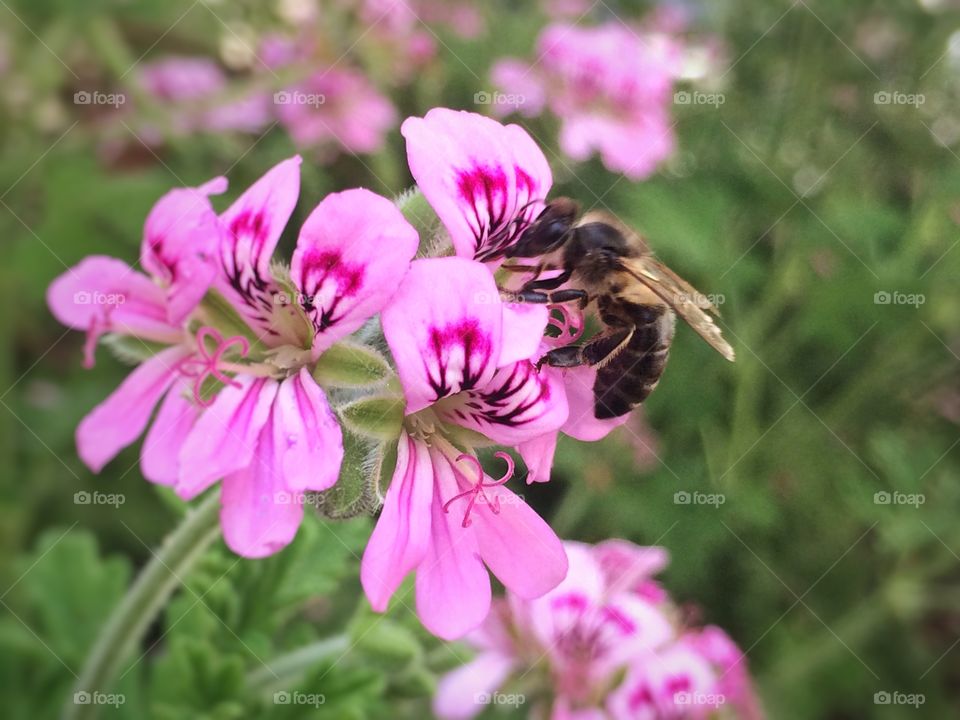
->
[504,197,735,419]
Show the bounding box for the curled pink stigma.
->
[82,305,118,369]
[442,452,515,528]
[179,326,250,407]
[548,304,584,342]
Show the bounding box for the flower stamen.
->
[179,326,250,406]
[442,451,515,528]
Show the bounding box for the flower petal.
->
[471,475,568,600]
[47,256,180,353]
[271,368,343,491]
[141,379,200,485]
[382,257,502,414]
[291,188,419,352]
[498,301,548,367]
[220,413,303,558]
[517,430,558,484]
[142,177,228,323]
[176,376,278,500]
[433,652,516,720]
[441,360,568,446]
[76,346,189,473]
[415,449,491,640]
[557,365,629,441]
[402,108,552,262]
[361,431,434,612]
[216,156,301,335]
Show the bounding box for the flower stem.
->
[64,491,222,720]
[246,636,350,696]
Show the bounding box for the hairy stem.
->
[246,636,351,696]
[64,491,222,720]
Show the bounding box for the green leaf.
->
[338,395,404,440]
[150,637,248,720]
[312,340,394,389]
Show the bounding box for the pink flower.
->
[137,56,271,134]
[491,22,683,179]
[402,108,552,264]
[49,156,420,557]
[360,256,569,639]
[434,540,763,720]
[275,67,397,155]
[402,108,627,481]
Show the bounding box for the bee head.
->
[505,197,579,258]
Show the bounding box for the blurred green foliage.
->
[1,0,959,718]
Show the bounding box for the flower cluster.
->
[491,20,684,179]
[435,540,763,720]
[49,106,756,714]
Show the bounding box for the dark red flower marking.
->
[296,248,365,332]
[424,318,493,400]
[456,164,542,262]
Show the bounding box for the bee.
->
[503,197,735,420]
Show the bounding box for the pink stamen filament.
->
[548,304,584,343]
[179,326,250,407]
[82,304,119,369]
[442,452,515,528]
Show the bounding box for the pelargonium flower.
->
[360,256,569,639]
[434,540,763,720]
[491,22,683,179]
[137,56,271,135]
[49,156,420,557]
[401,108,628,481]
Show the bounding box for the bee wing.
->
[622,256,736,361]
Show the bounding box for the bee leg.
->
[521,269,572,291]
[536,345,585,370]
[511,288,588,305]
[501,263,542,273]
[536,328,634,371]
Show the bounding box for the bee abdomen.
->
[593,307,675,420]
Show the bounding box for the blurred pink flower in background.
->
[275,67,397,155]
[491,22,684,179]
[138,56,271,134]
[435,540,763,720]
